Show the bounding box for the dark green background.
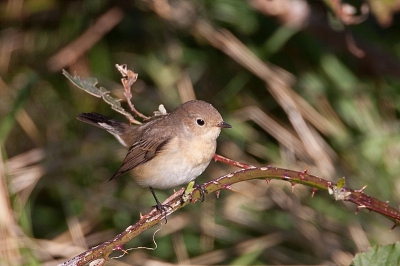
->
[1,0,400,265]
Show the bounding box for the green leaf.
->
[182,181,196,202]
[352,242,400,266]
[337,177,346,189]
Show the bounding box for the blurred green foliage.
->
[2,0,400,265]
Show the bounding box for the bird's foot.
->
[193,183,207,202]
[149,187,172,223]
[152,201,173,223]
[183,181,207,203]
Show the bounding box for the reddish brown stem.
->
[213,154,255,169]
[115,64,150,121]
[59,157,400,266]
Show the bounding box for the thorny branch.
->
[59,154,400,266]
[213,154,400,228]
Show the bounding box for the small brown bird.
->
[77,100,231,211]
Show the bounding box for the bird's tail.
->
[77,113,132,148]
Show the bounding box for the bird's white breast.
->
[132,135,216,189]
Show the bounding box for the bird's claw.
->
[193,183,207,202]
[152,202,173,223]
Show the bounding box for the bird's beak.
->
[217,121,232,128]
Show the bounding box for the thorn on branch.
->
[391,222,399,231]
[213,154,255,169]
[222,184,233,191]
[355,185,367,193]
[113,244,129,255]
[355,204,367,214]
[298,167,309,180]
[300,167,309,174]
[311,188,317,197]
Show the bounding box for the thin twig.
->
[115,64,150,121]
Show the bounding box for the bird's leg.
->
[149,187,172,222]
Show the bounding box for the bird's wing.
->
[109,127,172,180]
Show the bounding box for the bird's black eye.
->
[196,119,205,126]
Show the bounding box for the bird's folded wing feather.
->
[109,133,171,180]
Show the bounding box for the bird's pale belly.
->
[132,138,216,189]
[133,159,210,189]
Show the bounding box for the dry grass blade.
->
[187,233,283,265]
[233,106,312,162]
[47,7,124,72]
[7,148,45,210]
[0,145,22,265]
[190,20,335,176]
